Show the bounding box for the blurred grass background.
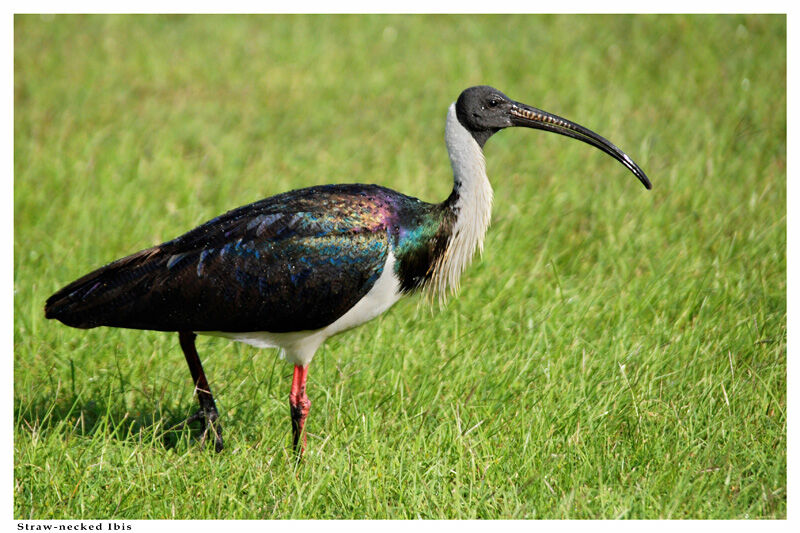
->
[14,14,785,518]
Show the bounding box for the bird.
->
[45,85,651,458]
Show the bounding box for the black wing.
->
[45,185,395,333]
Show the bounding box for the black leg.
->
[177,331,223,452]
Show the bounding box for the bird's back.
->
[45,184,446,334]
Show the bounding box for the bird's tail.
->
[44,247,165,329]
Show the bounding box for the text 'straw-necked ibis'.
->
[45,86,651,458]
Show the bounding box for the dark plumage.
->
[46,184,453,332]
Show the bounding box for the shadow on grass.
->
[13,391,214,452]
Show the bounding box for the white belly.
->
[201,250,403,366]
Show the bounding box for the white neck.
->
[430,103,494,300]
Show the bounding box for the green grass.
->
[14,14,786,519]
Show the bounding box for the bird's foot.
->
[198,408,224,453]
[171,407,224,453]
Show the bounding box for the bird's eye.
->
[487,98,500,108]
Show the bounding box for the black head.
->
[454,85,651,189]
[455,86,516,148]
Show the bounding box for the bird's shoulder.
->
[160,183,433,253]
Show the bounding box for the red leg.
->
[289,364,311,458]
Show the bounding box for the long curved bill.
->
[509,102,652,189]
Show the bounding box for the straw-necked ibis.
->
[45,86,651,457]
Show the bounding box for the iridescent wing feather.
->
[45,185,402,333]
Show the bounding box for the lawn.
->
[14,14,786,519]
